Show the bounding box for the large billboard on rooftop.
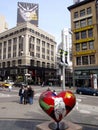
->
[17,2,39,26]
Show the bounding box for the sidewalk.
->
[0,85,98,129]
[0,85,75,120]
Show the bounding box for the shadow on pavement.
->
[0,119,44,130]
[0,119,98,130]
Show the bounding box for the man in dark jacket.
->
[24,87,28,104]
[19,86,24,104]
[28,86,34,104]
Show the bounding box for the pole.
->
[61,31,65,91]
[63,64,65,91]
[72,68,75,87]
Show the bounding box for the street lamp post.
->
[60,31,69,91]
[25,73,30,85]
[59,49,68,91]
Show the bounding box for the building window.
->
[32,36,35,42]
[30,52,34,57]
[47,49,49,54]
[51,64,54,68]
[75,32,80,40]
[8,54,11,58]
[88,41,94,49]
[47,63,50,68]
[42,55,45,59]
[74,21,79,28]
[88,29,93,37]
[42,62,45,67]
[8,46,11,51]
[51,57,54,61]
[37,38,40,45]
[82,56,88,65]
[2,62,5,68]
[89,55,95,64]
[87,17,92,25]
[37,61,40,67]
[30,60,34,66]
[80,19,86,27]
[74,12,78,18]
[7,61,10,67]
[42,48,45,53]
[80,9,85,17]
[19,36,23,51]
[76,44,80,51]
[4,41,7,47]
[29,44,34,52]
[13,44,17,51]
[51,51,54,55]
[81,42,87,50]
[13,37,17,44]
[36,46,40,51]
[42,41,45,47]
[47,56,50,60]
[51,45,54,50]
[47,43,50,48]
[36,53,40,58]
[69,50,72,61]
[18,59,22,65]
[87,7,92,15]
[29,36,35,44]
[76,57,81,65]
[12,60,16,67]
[81,31,87,39]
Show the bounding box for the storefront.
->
[74,66,98,88]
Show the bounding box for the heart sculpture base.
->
[48,121,68,130]
[36,120,82,130]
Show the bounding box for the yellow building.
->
[68,0,98,88]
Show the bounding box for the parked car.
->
[76,87,98,96]
[4,80,14,85]
[13,82,27,87]
[2,83,12,88]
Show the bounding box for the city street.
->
[0,86,98,130]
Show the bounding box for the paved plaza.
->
[0,86,98,130]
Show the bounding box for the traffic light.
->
[64,51,68,64]
[59,49,63,62]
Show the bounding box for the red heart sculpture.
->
[39,90,76,122]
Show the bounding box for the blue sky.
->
[0,0,73,44]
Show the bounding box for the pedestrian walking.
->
[41,82,44,87]
[18,86,24,104]
[53,90,57,96]
[23,87,28,104]
[28,86,34,104]
[8,85,12,92]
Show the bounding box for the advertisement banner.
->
[17,2,39,26]
[93,74,97,89]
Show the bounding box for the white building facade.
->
[0,22,57,85]
[61,28,72,68]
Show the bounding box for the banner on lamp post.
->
[93,74,97,89]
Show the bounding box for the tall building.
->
[61,28,72,67]
[0,15,8,33]
[68,0,98,88]
[0,22,57,85]
[56,28,73,86]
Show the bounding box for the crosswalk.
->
[0,93,17,97]
[0,92,41,98]
[0,90,98,116]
